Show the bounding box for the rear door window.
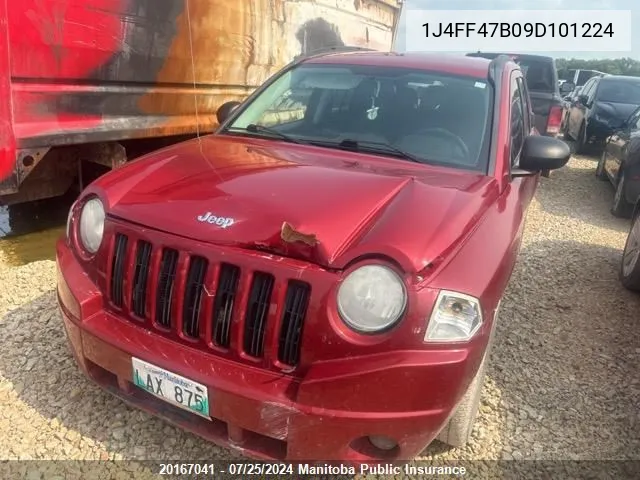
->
[517,59,555,93]
[597,81,640,104]
[580,79,596,99]
[577,70,597,86]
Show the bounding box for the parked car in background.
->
[620,198,640,290]
[561,68,607,90]
[595,106,640,217]
[560,86,581,134]
[564,75,640,154]
[56,51,570,462]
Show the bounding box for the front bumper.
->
[56,239,484,462]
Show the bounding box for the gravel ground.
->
[0,154,639,479]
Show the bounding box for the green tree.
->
[556,57,640,78]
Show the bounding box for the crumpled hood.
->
[94,136,499,273]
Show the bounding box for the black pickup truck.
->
[468,52,570,177]
[467,52,568,138]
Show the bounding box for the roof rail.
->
[293,45,377,62]
[487,54,512,86]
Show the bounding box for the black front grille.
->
[212,263,240,348]
[182,256,208,338]
[131,240,152,318]
[155,248,179,328]
[106,229,313,372]
[278,281,311,366]
[110,234,128,308]
[243,272,275,358]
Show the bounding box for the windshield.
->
[577,70,598,86]
[223,63,493,172]
[597,80,640,104]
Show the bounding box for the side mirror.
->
[578,94,590,106]
[514,136,571,177]
[216,101,241,125]
[560,81,575,95]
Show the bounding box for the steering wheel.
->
[417,128,471,164]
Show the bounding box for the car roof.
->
[302,51,493,78]
[468,52,554,62]
[599,75,640,83]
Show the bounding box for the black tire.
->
[576,122,588,154]
[611,171,632,218]
[436,305,499,447]
[620,212,640,291]
[595,150,608,180]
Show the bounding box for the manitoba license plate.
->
[131,357,210,418]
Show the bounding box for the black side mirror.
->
[578,94,590,106]
[560,81,575,95]
[216,101,241,125]
[514,136,571,177]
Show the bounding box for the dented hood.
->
[96,136,499,273]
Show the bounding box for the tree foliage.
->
[556,57,640,79]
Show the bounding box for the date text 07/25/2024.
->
[422,22,614,38]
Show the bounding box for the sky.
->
[395,0,638,59]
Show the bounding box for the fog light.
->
[368,435,397,451]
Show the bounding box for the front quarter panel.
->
[424,113,537,362]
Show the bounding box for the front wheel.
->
[611,171,632,218]
[620,211,640,291]
[436,309,498,448]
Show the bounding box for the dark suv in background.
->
[563,75,640,154]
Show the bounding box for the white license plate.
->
[131,357,210,419]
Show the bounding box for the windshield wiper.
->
[334,139,423,164]
[226,123,305,144]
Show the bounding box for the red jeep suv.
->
[57,50,570,462]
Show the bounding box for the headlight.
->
[424,290,482,342]
[337,265,407,333]
[79,197,105,254]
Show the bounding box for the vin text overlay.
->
[404,9,632,52]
